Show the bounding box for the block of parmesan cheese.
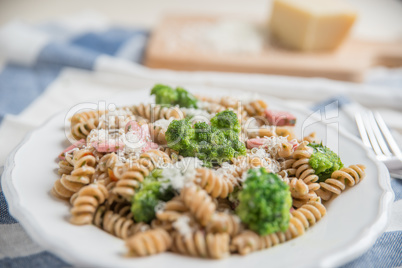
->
[270,0,357,51]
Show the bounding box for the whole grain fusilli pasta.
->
[180,184,216,226]
[317,164,366,201]
[52,149,97,200]
[126,228,172,257]
[171,231,230,259]
[70,182,109,225]
[93,205,149,239]
[194,168,237,198]
[131,103,183,122]
[206,212,243,237]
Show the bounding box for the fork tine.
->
[355,113,371,148]
[361,111,384,156]
[368,111,393,157]
[374,111,402,159]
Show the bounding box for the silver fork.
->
[355,110,402,179]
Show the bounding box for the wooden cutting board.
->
[144,15,402,82]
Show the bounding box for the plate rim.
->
[1,88,394,268]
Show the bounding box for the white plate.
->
[2,87,394,268]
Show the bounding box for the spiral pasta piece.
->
[247,126,296,140]
[140,149,172,166]
[57,149,76,175]
[151,219,173,231]
[180,184,216,226]
[287,201,326,238]
[206,212,243,237]
[98,113,148,130]
[196,96,267,118]
[243,100,268,117]
[292,141,313,159]
[131,103,183,122]
[288,177,309,198]
[230,230,290,255]
[70,183,109,225]
[317,164,366,201]
[156,196,188,222]
[149,124,168,145]
[171,231,230,259]
[112,162,151,200]
[93,205,149,239]
[93,153,120,188]
[126,228,172,257]
[159,147,183,163]
[278,142,294,158]
[291,143,319,186]
[291,191,321,208]
[112,150,171,200]
[200,101,226,114]
[52,149,96,200]
[194,168,237,198]
[71,110,102,125]
[231,201,325,255]
[71,110,105,140]
[232,154,266,169]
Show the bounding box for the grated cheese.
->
[161,157,203,191]
[154,118,175,129]
[181,108,214,121]
[172,215,193,237]
[124,129,146,153]
[154,201,166,213]
[86,128,125,146]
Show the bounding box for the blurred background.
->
[1,0,402,83]
[1,0,402,40]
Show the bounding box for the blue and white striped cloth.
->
[0,13,401,268]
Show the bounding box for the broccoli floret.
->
[175,87,198,108]
[236,168,292,236]
[150,84,198,108]
[165,119,195,151]
[232,139,247,156]
[194,122,212,142]
[210,110,241,134]
[131,175,175,223]
[150,84,178,106]
[165,110,246,167]
[308,143,343,182]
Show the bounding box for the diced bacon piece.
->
[289,139,299,149]
[246,138,267,149]
[92,139,125,153]
[141,141,159,152]
[124,122,159,153]
[125,120,142,133]
[58,139,86,160]
[265,110,296,126]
